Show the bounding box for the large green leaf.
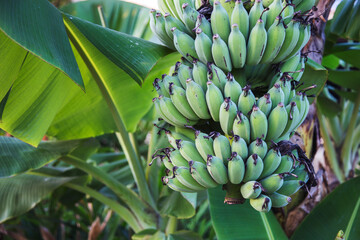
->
[61,0,153,40]
[159,192,197,219]
[208,186,288,240]
[0,174,77,223]
[328,70,360,90]
[0,136,82,178]
[292,177,360,240]
[0,0,83,88]
[330,43,360,69]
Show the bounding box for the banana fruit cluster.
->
[158,129,309,212]
[151,0,312,71]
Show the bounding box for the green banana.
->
[243,154,264,182]
[294,93,309,129]
[228,24,247,68]
[177,63,193,89]
[213,132,232,163]
[189,160,219,188]
[266,102,288,141]
[161,154,174,170]
[269,192,291,208]
[186,79,211,119]
[211,1,231,43]
[153,78,169,97]
[172,27,199,62]
[257,93,272,116]
[259,173,284,193]
[273,20,300,63]
[195,131,215,161]
[263,0,274,7]
[250,194,272,212]
[224,73,243,102]
[162,176,198,193]
[295,0,316,14]
[291,56,306,81]
[276,78,291,105]
[228,152,246,184]
[265,0,283,30]
[285,164,309,182]
[277,179,305,196]
[281,101,300,137]
[282,0,294,24]
[281,52,301,73]
[249,0,265,31]
[206,81,224,122]
[240,181,262,199]
[207,63,228,91]
[274,155,293,174]
[183,3,199,33]
[212,34,233,72]
[168,149,189,167]
[174,0,195,22]
[176,139,205,163]
[174,166,207,190]
[220,0,236,16]
[164,13,191,39]
[291,92,306,128]
[246,10,268,65]
[238,86,256,116]
[181,56,193,67]
[165,129,191,148]
[231,1,250,40]
[259,148,282,179]
[268,83,285,109]
[250,105,268,140]
[249,138,268,159]
[207,154,229,184]
[169,83,199,120]
[163,74,183,95]
[192,60,208,90]
[260,16,286,64]
[194,14,213,39]
[233,111,251,144]
[232,135,249,160]
[194,28,214,64]
[156,13,176,48]
[286,24,311,60]
[150,9,157,34]
[220,97,238,135]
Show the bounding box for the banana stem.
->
[224,183,244,204]
[64,183,142,232]
[341,91,360,177]
[317,107,345,183]
[165,216,178,235]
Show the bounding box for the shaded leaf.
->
[168,230,202,240]
[316,95,342,118]
[208,186,287,240]
[331,43,360,69]
[160,191,198,219]
[328,70,360,90]
[132,229,166,240]
[292,177,360,240]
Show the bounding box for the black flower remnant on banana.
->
[151,0,318,213]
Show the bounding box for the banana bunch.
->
[151,0,313,69]
[157,129,310,212]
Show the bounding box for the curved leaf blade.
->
[0,0,83,88]
[208,186,287,240]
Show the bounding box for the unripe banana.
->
[174,0,195,22]
[286,164,309,182]
[162,176,198,193]
[213,132,232,163]
[220,97,238,135]
[194,14,213,39]
[257,93,272,116]
[181,56,193,67]
[266,102,288,141]
[212,34,233,72]
[240,181,262,199]
[195,131,215,161]
[164,13,191,39]
[206,81,224,122]
[259,148,282,179]
[276,78,291,105]
[291,92,306,128]
[207,63,227,91]
[249,0,265,31]
[260,16,286,64]
[250,194,272,212]
[165,129,191,148]
[158,96,196,127]
[194,28,214,64]
[282,1,294,24]
[183,3,199,33]
[233,111,251,144]
[263,0,274,7]
[277,179,305,196]
[243,154,264,182]
[246,15,268,65]
[273,20,300,63]
[150,9,157,34]
[232,135,249,159]
[286,24,311,60]
[207,154,229,184]
[250,105,268,141]
[220,0,236,16]
[269,192,291,208]
[169,84,200,120]
[238,86,256,116]
[291,56,306,82]
[172,27,199,62]
[265,0,283,30]
[168,149,189,167]
[281,52,301,72]
[281,101,300,137]
[211,1,231,43]
[228,152,245,184]
[177,64,193,89]
[155,13,176,48]
[295,0,316,14]
[231,1,250,40]
[160,154,174,170]
[268,83,285,109]
[259,173,284,194]
[176,139,205,163]
[295,94,309,129]
[174,166,207,190]
[249,138,268,159]
[186,79,211,119]
[228,24,247,68]
[224,73,243,102]
[153,78,169,97]
[192,60,208,90]
[163,74,183,95]
[274,155,293,174]
[189,160,218,188]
